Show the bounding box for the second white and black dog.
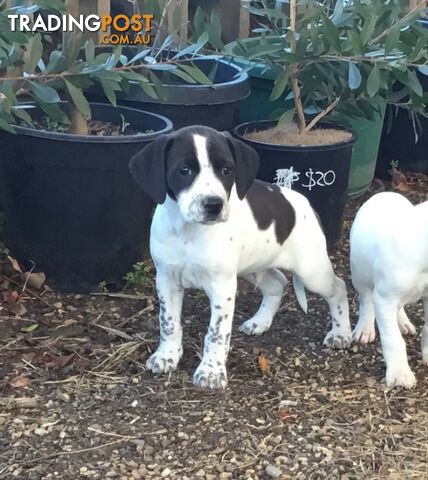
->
[129,126,351,388]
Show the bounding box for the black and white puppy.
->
[129,126,351,388]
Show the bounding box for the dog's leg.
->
[295,257,351,349]
[374,293,416,388]
[146,273,184,374]
[421,297,428,365]
[193,276,237,389]
[240,269,286,335]
[397,307,416,336]
[352,289,376,344]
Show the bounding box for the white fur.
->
[350,192,428,388]
[147,133,351,388]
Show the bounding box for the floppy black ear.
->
[224,133,260,200]
[129,134,172,204]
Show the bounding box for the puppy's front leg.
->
[193,276,237,389]
[146,272,184,374]
[421,297,428,365]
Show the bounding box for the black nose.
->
[203,196,223,216]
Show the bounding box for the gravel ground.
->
[0,175,427,480]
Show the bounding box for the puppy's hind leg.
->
[421,297,428,365]
[240,269,286,336]
[295,258,351,349]
[352,289,376,344]
[397,307,416,336]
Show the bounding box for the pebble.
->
[34,427,49,437]
[195,469,205,477]
[265,465,282,479]
[161,468,171,477]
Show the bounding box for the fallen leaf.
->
[4,290,20,303]
[43,353,75,370]
[277,409,291,420]
[7,302,27,316]
[25,272,46,290]
[390,165,414,192]
[10,375,31,388]
[258,353,271,375]
[7,256,23,274]
[21,323,38,333]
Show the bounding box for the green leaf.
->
[270,70,289,101]
[361,15,377,46]
[100,80,117,106]
[179,64,213,85]
[348,63,361,90]
[29,82,60,103]
[385,26,400,55]
[277,109,295,129]
[12,107,33,126]
[65,80,90,118]
[85,39,95,63]
[0,118,15,134]
[21,323,38,333]
[24,33,43,73]
[418,65,428,76]
[348,31,363,55]
[322,14,341,53]
[366,65,380,98]
[407,70,423,97]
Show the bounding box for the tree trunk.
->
[65,0,88,135]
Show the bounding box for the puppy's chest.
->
[152,230,237,289]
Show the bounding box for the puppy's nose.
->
[203,196,223,216]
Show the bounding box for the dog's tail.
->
[292,275,308,314]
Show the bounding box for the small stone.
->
[161,468,171,477]
[66,305,77,311]
[34,427,49,437]
[53,302,63,309]
[131,400,138,407]
[195,469,205,477]
[265,465,282,479]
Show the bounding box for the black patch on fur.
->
[246,181,296,244]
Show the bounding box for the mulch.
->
[0,173,427,480]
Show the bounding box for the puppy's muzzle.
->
[203,196,224,221]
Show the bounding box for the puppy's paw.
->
[385,367,416,389]
[352,324,376,344]
[323,329,352,349]
[193,362,227,389]
[398,318,416,336]
[239,317,271,336]
[146,346,182,374]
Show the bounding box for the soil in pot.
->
[244,125,352,146]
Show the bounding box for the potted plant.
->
[224,0,427,200]
[226,0,427,246]
[88,0,250,131]
[0,0,207,292]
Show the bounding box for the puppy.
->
[350,192,428,388]
[129,126,351,388]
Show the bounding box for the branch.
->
[370,1,426,46]
[305,96,341,132]
[289,0,306,132]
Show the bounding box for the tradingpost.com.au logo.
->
[8,13,154,45]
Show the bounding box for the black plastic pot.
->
[376,19,428,178]
[89,51,249,131]
[233,120,356,248]
[0,102,173,292]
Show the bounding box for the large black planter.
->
[233,120,356,248]
[376,19,428,178]
[0,102,173,292]
[89,52,249,131]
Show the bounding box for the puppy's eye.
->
[179,166,192,176]
[222,166,232,175]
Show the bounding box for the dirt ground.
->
[0,174,427,480]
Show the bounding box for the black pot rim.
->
[117,57,249,106]
[10,101,173,143]
[233,119,357,152]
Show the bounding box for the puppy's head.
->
[129,126,259,224]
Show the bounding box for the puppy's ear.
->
[129,134,172,204]
[224,133,260,200]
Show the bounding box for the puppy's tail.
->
[293,275,308,314]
